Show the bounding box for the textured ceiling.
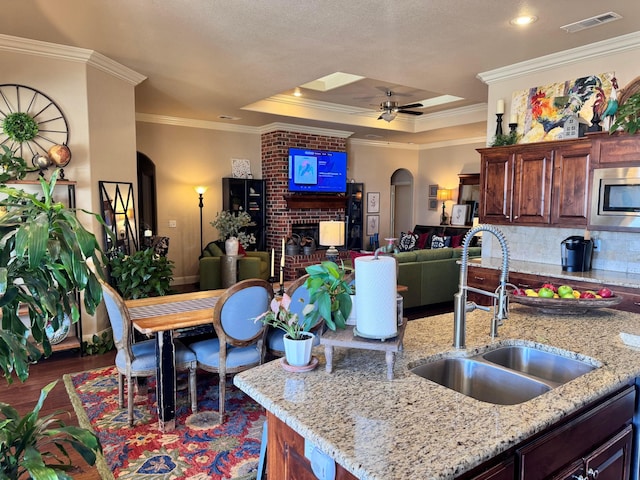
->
[3,1,640,145]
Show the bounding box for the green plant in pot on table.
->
[304,261,353,331]
[0,168,105,478]
[255,293,316,366]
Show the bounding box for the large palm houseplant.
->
[0,151,105,478]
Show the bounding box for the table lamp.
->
[437,189,453,225]
[319,220,345,262]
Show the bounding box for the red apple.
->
[580,291,596,299]
[512,288,526,296]
[597,287,613,298]
[541,283,557,293]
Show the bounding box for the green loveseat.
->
[199,241,270,290]
[393,247,481,309]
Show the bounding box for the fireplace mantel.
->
[284,194,348,210]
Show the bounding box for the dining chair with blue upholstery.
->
[266,274,323,357]
[100,280,198,426]
[189,278,273,424]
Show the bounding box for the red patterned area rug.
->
[63,366,264,480]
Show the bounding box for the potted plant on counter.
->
[304,261,353,331]
[255,293,315,367]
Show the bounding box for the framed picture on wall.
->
[429,184,438,198]
[367,192,380,213]
[366,215,379,236]
[451,204,470,226]
[428,199,438,211]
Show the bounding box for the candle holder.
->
[509,123,518,135]
[278,267,285,296]
[495,113,504,137]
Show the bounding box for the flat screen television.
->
[288,148,347,193]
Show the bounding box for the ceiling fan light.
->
[381,111,397,122]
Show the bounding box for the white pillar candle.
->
[496,99,504,114]
[270,248,275,277]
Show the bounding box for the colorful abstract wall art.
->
[511,73,616,143]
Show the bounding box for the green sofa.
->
[199,241,270,290]
[393,247,481,309]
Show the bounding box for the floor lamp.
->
[195,186,207,253]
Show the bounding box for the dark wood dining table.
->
[126,289,225,432]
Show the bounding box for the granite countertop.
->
[235,306,640,479]
[468,257,640,289]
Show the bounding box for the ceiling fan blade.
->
[398,110,423,116]
[398,103,424,110]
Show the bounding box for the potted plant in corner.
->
[255,293,315,367]
[0,163,105,478]
[108,247,175,299]
[304,261,353,332]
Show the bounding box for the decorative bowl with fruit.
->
[509,283,622,314]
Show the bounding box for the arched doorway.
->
[390,169,413,238]
[137,152,157,239]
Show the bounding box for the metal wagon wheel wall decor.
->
[0,84,71,177]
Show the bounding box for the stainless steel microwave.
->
[590,166,640,229]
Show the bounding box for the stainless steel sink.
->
[482,346,596,385]
[410,345,597,405]
[411,358,551,405]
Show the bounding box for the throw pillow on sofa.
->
[399,232,418,251]
[431,235,451,249]
[451,234,464,248]
[417,232,431,249]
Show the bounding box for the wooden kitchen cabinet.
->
[512,147,553,225]
[478,137,591,228]
[518,386,634,480]
[551,143,591,225]
[590,132,640,166]
[267,385,635,480]
[468,265,640,313]
[267,411,358,480]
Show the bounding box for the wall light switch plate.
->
[168,220,177,228]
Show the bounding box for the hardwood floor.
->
[1,349,116,479]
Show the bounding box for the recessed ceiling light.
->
[293,87,302,97]
[510,15,538,26]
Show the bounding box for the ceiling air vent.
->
[560,12,622,33]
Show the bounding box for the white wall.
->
[135,121,261,284]
[416,140,486,227]
[0,39,142,339]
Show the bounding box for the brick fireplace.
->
[261,130,349,280]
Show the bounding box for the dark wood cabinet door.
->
[583,425,632,480]
[512,148,553,225]
[480,150,513,223]
[468,458,515,480]
[552,144,591,225]
[467,267,501,307]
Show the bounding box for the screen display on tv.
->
[288,148,347,193]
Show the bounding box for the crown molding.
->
[418,136,486,150]
[349,138,420,150]
[136,113,257,133]
[478,31,640,84]
[0,34,146,85]
[259,122,354,138]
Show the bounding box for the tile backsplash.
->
[481,225,640,274]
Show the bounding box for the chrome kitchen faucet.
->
[453,225,510,349]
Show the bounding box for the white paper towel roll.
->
[354,256,398,339]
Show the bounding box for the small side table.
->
[221,255,240,288]
[320,318,407,380]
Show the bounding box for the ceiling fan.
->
[378,91,423,122]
